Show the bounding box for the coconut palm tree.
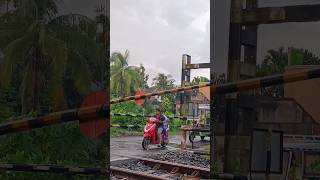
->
[110,50,140,97]
[0,0,102,114]
[152,73,175,91]
[256,47,320,97]
[256,47,288,77]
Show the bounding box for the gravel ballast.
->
[111,151,209,179]
[145,151,210,168]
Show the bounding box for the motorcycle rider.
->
[155,108,169,148]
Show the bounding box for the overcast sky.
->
[110,0,210,85]
[2,0,320,85]
[212,0,320,75]
[111,0,320,85]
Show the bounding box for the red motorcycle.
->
[142,117,169,150]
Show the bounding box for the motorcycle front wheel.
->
[142,137,151,150]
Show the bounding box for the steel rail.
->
[111,153,210,179]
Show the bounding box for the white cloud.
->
[190,10,210,33]
[111,0,210,85]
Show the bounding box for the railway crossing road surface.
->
[110,135,181,161]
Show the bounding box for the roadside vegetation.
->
[0,0,108,179]
[110,50,181,136]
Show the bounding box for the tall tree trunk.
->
[119,73,124,97]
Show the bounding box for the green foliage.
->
[161,96,172,114]
[309,159,320,172]
[138,64,149,89]
[152,73,176,113]
[256,47,320,97]
[110,50,141,98]
[0,0,106,113]
[111,101,145,126]
[152,73,175,91]
[191,76,209,85]
[142,99,159,115]
[257,47,288,77]
[257,46,320,77]
[0,1,109,179]
[0,118,107,179]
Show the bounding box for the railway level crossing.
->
[210,0,320,177]
[1,68,320,178]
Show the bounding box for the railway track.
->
[110,154,210,180]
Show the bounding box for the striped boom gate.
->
[0,105,108,135]
[0,68,320,175]
[0,163,108,176]
[110,68,320,103]
[0,68,320,136]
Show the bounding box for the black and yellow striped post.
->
[0,163,108,176]
[0,104,108,135]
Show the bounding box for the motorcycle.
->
[142,117,169,150]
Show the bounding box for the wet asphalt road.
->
[110,134,182,161]
[110,133,211,161]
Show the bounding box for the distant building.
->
[176,89,210,125]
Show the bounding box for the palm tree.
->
[152,73,175,91]
[110,50,140,97]
[301,48,320,65]
[257,47,288,77]
[256,47,320,97]
[0,0,102,114]
[152,73,175,112]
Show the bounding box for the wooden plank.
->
[242,5,320,25]
[180,127,210,132]
[185,63,211,69]
[180,128,187,149]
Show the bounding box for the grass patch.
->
[111,128,142,137]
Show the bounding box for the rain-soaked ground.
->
[110,134,181,161]
[110,133,210,161]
